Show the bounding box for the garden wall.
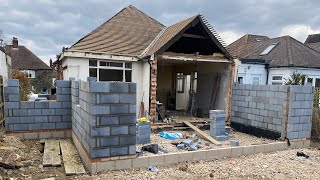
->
[232,83,313,140]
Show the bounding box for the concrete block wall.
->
[4,79,72,131]
[209,110,228,141]
[231,83,313,140]
[72,80,137,159]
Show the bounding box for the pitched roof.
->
[69,5,165,56]
[305,33,320,44]
[226,34,270,58]
[4,45,51,70]
[306,42,320,52]
[243,36,320,68]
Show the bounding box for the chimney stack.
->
[12,37,18,48]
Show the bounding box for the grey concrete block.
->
[20,102,34,109]
[90,148,110,158]
[129,145,136,154]
[98,94,119,104]
[110,105,128,114]
[129,125,137,135]
[99,137,119,146]
[8,94,20,102]
[279,85,289,92]
[35,101,49,108]
[89,82,110,93]
[119,136,136,145]
[100,116,119,125]
[42,109,55,116]
[256,103,264,109]
[111,126,129,135]
[57,87,71,95]
[290,101,300,109]
[300,116,311,123]
[55,109,70,115]
[304,109,313,116]
[259,110,268,116]
[6,117,20,124]
[111,147,128,156]
[87,77,97,82]
[56,95,71,102]
[287,131,299,139]
[129,83,136,93]
[35,116,48,123]
[28,109,42,116]
[62,115,71,122]
[20,116,35,124]
[90,106,110,115]
[48,116,62,122]
[13,109,28,116]
[91,127,110,137]
[14,124,28,131]
[110,82,129,93]
[119,115,136,124]
[56,80,71,88]
[119,94,136,104]
[4,87,19,94]
[7,79,19,87]
[55,122,71,129]
[299,131,311,139]
[129,105,136,114]
[305,94,314,101]
[61,102,72,108]
[49,101,62,108]
[249,91,257,96]
[288,117,299,124]
[302,123,312,131]
[4,102,19,109]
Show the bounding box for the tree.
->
[11,70,31,101]
[284,72,308,85]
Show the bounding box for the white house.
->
[0,46,11,86]
[228,34,320,86]
[55,5,234,121]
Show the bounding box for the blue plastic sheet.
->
[159,131,183,140]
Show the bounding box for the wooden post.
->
[227,62,235,126]
[149,56,158,123]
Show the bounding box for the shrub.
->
[284,72,307,85]
[11,70,31,101]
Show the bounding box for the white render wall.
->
[237,62,267,85]
[62,57,89,81]
[0,50,11,86]
[268,67,320,86]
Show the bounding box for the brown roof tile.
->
[69,5,165,56]
[4,45,51,70]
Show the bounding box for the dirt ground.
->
[1,135,320,180]
[137,129,277,156]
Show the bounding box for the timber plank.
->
[43,140,61,167]
[183,121,222,146]
[60,139,85,175]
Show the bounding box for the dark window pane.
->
[109,62,123,67]
[100,61,107,66]
[89,68,97,77]
[89,60,97,67]
[125,70,132,82]
[99,69,123,81]
[272,76,282,80]
[125,63,132,69]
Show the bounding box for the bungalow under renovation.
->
[54,5,234,122]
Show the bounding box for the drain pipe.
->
[265,60,271,85]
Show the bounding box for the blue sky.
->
[1,0,320,64]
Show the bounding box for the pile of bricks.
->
[4,79,72,131]
[136,122,151,144]
[210,110,228,141]
[72,79,137,159]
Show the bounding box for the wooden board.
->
[60,139,85,175]
[43,140,61,167]
[183,121,222,146]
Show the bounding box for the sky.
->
[1,0,320,65]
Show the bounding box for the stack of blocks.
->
[71,79,137,159]
[136,122,151,144]
[4,79,72,131]
[209,110,228,141]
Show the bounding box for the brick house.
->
[5,37,53,94]
[55,5,234,122]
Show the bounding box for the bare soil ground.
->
[137,130,277,156]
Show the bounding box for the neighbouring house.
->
[305,33,320,52]
[0,46,12,86]
[228,34,320,86]
[55,5,234,121]
[5,37,53,94]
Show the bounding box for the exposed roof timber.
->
[159,55,230,63]
[182,33,208,39]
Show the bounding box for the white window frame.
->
[251,74,261,85]
[89,60,132,82]
[21,70,36,79]
[271,75,283,85]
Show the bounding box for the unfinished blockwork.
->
[210,110,228,141]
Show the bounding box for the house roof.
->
[4,45,51,70]
[68,5,231,60]
[243,36,320,68]
[226,34,270,58]
[0,46,5,53]
[304,33,320,52]
[69,5,165,56]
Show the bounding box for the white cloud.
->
[279,24,320,42]
[218,31,243,45]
